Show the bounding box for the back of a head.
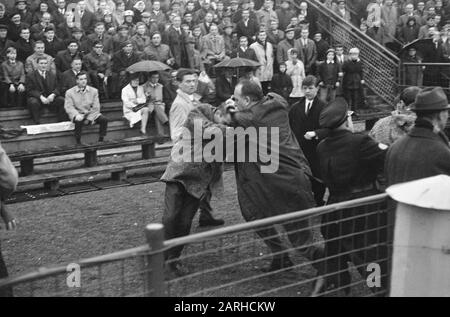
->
[237,79,264,102]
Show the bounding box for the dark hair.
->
[76,71,87,79]
[34,40,45,48]
[67,40,79,46]
[36,56,48,63]
[302,75,319,87]
[93,40,103,47]
[71,56,82,63]
[95,21,105,28]
[237,79,264,102]
[176,68,198,82]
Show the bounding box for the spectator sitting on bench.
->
[143,71,169,136]
[26,56,66,124]
[65,71,108,144]
[24,40,56,75]
[1,47,26,108]
[122,73,150,135]
[61,56,90,95]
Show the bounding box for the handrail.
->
[305,0,400,62]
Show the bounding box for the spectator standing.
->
[163,15,190,68]
[317,48,340,104]
[285,48,305,103]
[249,30,273,94]
[289,75,329,206]
[64,71,108,144]
[270,62,293,102]
[342,47,365,112]
[297,28,317,75]
[385,87,450,186]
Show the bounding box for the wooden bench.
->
[18,156,169,192]
[10,135,168,176]
[0,101,124,128]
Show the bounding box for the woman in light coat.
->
[249,30,273,94]
[122,75,150,134]
[285,48,305,99]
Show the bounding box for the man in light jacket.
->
[64,71,108,144]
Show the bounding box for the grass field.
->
[1,170,372,297]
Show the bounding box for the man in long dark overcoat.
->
[227,80,323,273]
[289,75,329,206]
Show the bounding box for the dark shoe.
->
[261,254,294,273]
[198,215,225,227]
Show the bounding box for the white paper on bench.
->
[20,122,75,135]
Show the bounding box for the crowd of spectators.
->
[0,1,447,119]
[0,0,374,119]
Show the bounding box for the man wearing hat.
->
[55,40,82,73]
[314,97,388,296]
[386,86,450,186]
[42,25,65,58]
[276,26,299,65]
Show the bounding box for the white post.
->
[386,175,450,297]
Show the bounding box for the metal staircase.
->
[302,0,400,105]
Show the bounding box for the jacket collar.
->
[176,89,198,104]
[409,121,450,147]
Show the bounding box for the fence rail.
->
[0,193,392,297]
[307,0,400,105]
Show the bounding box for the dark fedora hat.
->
[409,87,450,112]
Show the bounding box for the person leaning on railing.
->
[0,142,19,297]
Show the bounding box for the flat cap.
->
[319,97,349,129]
[141,11,151,18]
[0,24,8,30]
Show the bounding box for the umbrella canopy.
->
[213,57,261,68]
[397,38,433,58]
[126,60,171,73]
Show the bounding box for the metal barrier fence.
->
[307,0,400,105]
[0,193,392,297]
[398,62,450,90]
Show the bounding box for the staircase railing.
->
[303,0,400,105]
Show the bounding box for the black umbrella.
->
[397,38,433,58]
